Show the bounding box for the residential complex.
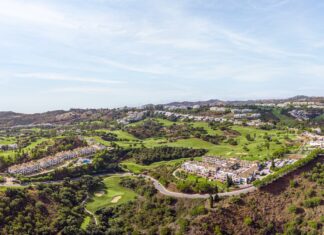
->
[302,132,324,150]
[7,145,106,175]
[182,156,297,185]
[154,110,263,124]
[117,111,148,125]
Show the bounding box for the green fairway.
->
[0,137,16,145]
[154,118,176,126]
[111,130,138,140]
[191,121,223,135]
[92,118,300,162]
[86,176,137,213]
[0,137,50,163]
[81,216,91,230]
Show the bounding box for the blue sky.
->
[0,0,323,113]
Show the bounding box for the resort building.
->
[181,156,297,185]
[8,145,106,175]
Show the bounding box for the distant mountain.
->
[164,99,224,107]
[0,96,323,128]
[163,96,324,107]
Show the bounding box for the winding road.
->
[0,172,257,199]
[140,174,257,199]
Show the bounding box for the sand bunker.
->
[94,191,104,197]
[111,195,122,203]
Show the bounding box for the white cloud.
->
[300,65,324,79]
[15,73,123,84]
[48,87,113,93]
[0,0,73,28]
[99,59,171,75]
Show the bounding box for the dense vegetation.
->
[127,146,207,165]
[125,120,207,140]
[0,175,101,234]
[0,135,87,169]
[87,177,205,234]
[29,136,88,160]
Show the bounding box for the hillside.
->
[0,109,120,128]
[188,156,324,235]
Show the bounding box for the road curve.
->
[0,172,257,199]
[139,174,257,199]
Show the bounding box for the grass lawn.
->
[24,138,49,152]
[126,118,176,128]
[86,176,137,213]
[272,108,298,126]
[0,186,26,192]
[191,121,223,135]
[0,137,16,145]
[185,173,226,191]
[122,156,202,174]
[113,130,138,140]
[139,124,299,161]
[154,118,176,126]
[93,119,299,162]
[0,137,50,163]
[81,216,91,230]
[88,136,112,146]
[93,129,139,148]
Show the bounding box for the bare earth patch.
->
[111,195,122,203]
[94,191,104,197]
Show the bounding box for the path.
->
[81,195,98,225]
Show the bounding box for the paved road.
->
[0,172,257,199]
[140,174,257,199]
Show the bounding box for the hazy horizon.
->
[1,94,321,114]
[1,0,324,113]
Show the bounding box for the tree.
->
[213,186,219,202]
[209,194,214,208]
[265,141,270,159]
[226,175,234,187]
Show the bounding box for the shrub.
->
[303,197,321,208]
[214,225,222,235]
[243,216,253,226]
[190,205,207,216]
[290,180,298,188]
[0,176,5,183]
[305,189,316,198]
[308,220,319,230]
[230,196,242,204]
[160,226,172,235]
[178,218,189,233]
[227,138,238,146]
[287,204,297,214]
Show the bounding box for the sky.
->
[0,0,323,113]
